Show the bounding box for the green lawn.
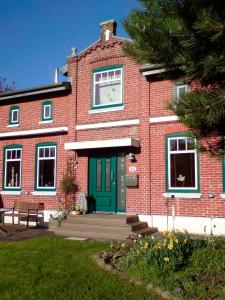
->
[0,236,161,300]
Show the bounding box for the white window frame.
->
[168,137,198,191]
[11,109,19,124]
[43,104,52,120]
[176,84,188,99]
[36,145,56,190]
[93,67,123,108]
[4,148,22,190]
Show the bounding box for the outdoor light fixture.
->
[128,153,136,161]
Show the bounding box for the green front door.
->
[89,156,117,212]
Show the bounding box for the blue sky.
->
[0,0,140,89]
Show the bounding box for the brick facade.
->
[1,20,225,234]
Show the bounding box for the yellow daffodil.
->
[144,242,149,249]
[184,239,187,244]
[164,257,170,262]
[175,239,179,244]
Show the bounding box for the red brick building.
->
[1,20,225,234]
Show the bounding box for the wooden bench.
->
[2,200,43,228]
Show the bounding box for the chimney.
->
[54,67,59,83]
[100,19,117,41]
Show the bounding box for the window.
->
[166,134,199,192]
[42,101,52,121]
[36,143,56,190]
[4,146,22,190]
[92,65,123,109]
[173,82,188,100]
[9,106,19,125]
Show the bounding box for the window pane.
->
[44,105,50,118]
[6,161,20,188]
[7,151,11,159]
[45,147,50,157]
[108,71,114,80]
[105,159,111,192]
[170,153,195,188]
[39,148,44,158]
[96,159,102,192]
[12,110,18,122]
[178,86,187,97]
[11,150,16,159]
[115,69,121,78]
[170,139,177,151]
[50,147,55,157]
[178,139,186,151]
[187,138,195,150]
[16,150,21,159]
[38,159,55,187]
[102,72,107,81]
[95,80,121,105]
[95,73,101,82]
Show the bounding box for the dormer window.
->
[9,106,19,125]
[92,65,123,109]
[42,101,52,121]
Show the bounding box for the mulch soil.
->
[0,224,55,242]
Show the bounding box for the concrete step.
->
[60,222,132,234]
[55,229,129,241]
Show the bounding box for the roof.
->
[140,64,166,76]
[0,82,71,101]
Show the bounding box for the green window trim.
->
[35,142,57,191]
[165,133,200,193]
[42,101,53,121]
[91,65,124,110]
[9,105,20,125]
[3,144,23,191]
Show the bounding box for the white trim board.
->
[149,115,179,124]
[89,106,124,114]
[0,127,68,138]
[65,138,140,150]
[76,119,139,130]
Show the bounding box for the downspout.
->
[148,78,152,217]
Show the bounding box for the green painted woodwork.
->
[89,156,117,212]
[165,133,200,193]
[117,153,126,212]
[3,144,22,191]
[34,142,57,191]
[91,65,124,110]
[9,105,19,125]
[41,100,53,121]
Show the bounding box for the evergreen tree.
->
[123,0,225,155]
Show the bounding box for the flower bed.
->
[100,232,225,299]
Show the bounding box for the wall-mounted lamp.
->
[128,153,136,162]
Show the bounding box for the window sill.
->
[7,124,20,128]
[31,191,57,196]
[163,192,202,199]
[1,191,22,195]
[220,194,225,199]
[39,120,53,124]
[89,105,124,114]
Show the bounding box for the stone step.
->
[64,215,128,226]
[54,229,129,241]
[126,215,139,223]
[130,221,148,231]
[60,222,132,234]
[67,213,126,221]
[133,226,158,236]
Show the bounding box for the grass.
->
[0,236,162,300]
